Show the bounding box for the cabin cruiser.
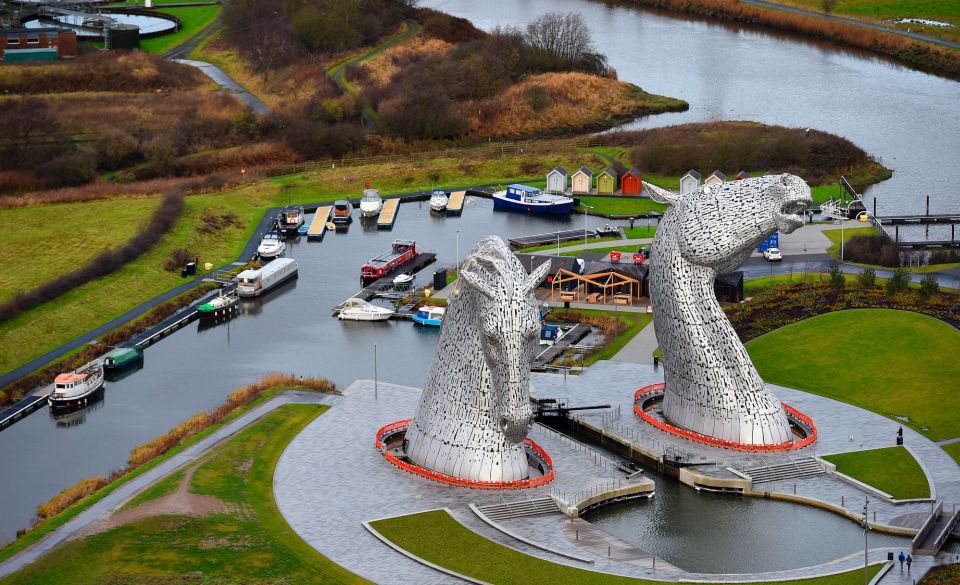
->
[429,189,448,212]
[278,205,305,234]
[359,189,384,218]
[393,273,414,291]
[337,298,395,321]
[257,231,286,259]
[332,200,353,225]
[492,184,573,215]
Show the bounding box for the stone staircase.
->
[739,457,824,484]
[477,496,560,521]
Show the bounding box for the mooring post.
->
[927,195,930,216]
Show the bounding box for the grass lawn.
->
[942,442,960,466]
[519,236,621,254]
[746,309,960,440]
[142,6,221,55]
[822,446,930,499]
[1,403,368,585]
[822,226,876,258]
[577,196,666,217]
[745,273,831,294]
[0,198,160,304]
[551,309,652,366]
[560,244,643,258]
[770,0,960,43]
[370,509,882,585]
[622,226,656,239]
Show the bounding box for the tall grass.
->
[619,0,960,77]
[30,373,336,523]
[0,174,238,209]
[0,188,185,322]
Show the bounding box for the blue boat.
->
[412,305,445,327]
[492,184,574,215]
[297,223,309,236]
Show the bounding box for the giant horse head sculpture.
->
[404,236,549,482]
[645,174,812,446]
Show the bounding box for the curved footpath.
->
[0,390,339,580]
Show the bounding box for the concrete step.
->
[741,457,824,484]
[478,496,559,520]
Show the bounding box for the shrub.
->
[36,153,98,189]
[163,247,195,272]
[0,188,184,321]
[828,264,845,291]
[919,274,940,301]
[36,476,110,519]
[378,91,469,140]
[525,85,550,112]
[885,267,911,296]
[857,267,876,289]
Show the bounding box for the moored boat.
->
[197,289,240,320]
[359,188,384,218]
[493,184,573,215]
[361,240,417,285]
[102,346,143,373]
[257,230,286,259]
[278,205,305,234]
[412,305,444,327]
[237,258,299,297]
[48,362,105,410]
[429,189,448,212]
[393,273,414,291]
[332,200,353,225]
[337,298,395,321]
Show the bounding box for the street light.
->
[862,496,870,585]
[456,230,460,274]
[582,203,593,245]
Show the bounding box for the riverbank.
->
[606,0,960,79]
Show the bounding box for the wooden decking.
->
[446,190,465,215]
[377,199,399,229]
[308,206,332,240]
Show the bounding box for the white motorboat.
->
[359,188,383,218]
[429,189,448,212]
[393,273,414,290]
[337,298,395,321]
[48,362,105,410]
[257,231,286,259]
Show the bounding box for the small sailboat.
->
[429,189,448,213]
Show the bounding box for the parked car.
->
[763,247,783,261]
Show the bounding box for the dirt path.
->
[73,462,225,539]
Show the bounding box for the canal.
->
[0,199,612,542]
[2,0,958,565]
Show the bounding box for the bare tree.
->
[525,11,598,70]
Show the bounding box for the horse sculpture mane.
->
[645,174,812,446]
[404,236,549,482]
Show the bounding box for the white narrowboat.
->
[237,257,299,297]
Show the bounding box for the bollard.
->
[608,546,611,557]
[653,556,656,569]
[794,484,796,494]
[842,495,845,507]
[576,530,579,540]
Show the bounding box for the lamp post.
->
[840,214,845,262]
[373,344,378,400]
[456,230,460,273]
[582,203,593,245]
[862,496,870,585]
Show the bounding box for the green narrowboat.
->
[102,346,143,372]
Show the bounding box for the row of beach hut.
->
[546,166,752,196]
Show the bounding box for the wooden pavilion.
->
[551,267,641,305]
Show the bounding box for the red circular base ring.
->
[375,419,555,489]
[633,383,817,452]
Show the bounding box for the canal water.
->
[584,471,905,573]
[423,0,960,233]
[0,198,611,542]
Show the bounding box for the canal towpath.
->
[0,390,340,580]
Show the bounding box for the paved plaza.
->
[273,364,960,584]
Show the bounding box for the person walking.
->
[898,551,906,570]
[906,554,913,573]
